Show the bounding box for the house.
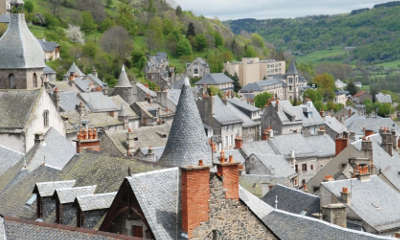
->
[61,63,107,93]
[185,57,210,79]
[335,89,348,105]
[39,39,60,61]
[144,52,174,89]
[323,115,348,140]
[375,92,392,104]
[224,58,286,87]
[226,100,261,142]
[228,97,262,122]
[354,81,362,89]
[195,73,234,97]
[335,79,347,90]
[0,88,66,153]
[0,0,45,90]
[345,114,400,139]
[352,90,371,104]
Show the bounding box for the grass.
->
[376,60,400,69]
[297,47,347,64]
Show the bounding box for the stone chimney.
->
[216,154,240,200]
[127,128,138,156]
[335,135,348,156]
[317,126,326,136]
[181,160,210,238]
[392,129,398,150]
[381,128,393,156]
[75,128,100,153]
[322,203,347,228]
[341,187,350,204]
[234,136,243,149]
[92,66,98,78]
[34,133,44,145]
[157,89,168,109]
[262,127,272,141]
[54,88,60,111]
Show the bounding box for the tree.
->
[193,34,208,51]
[176,6,182,16]
[225,71,240,92]
[81,11,97,34]
[131,48,147,71]
[24,0,34,13]
[303,89,322,103]
[66,24,85,44]
[214,31,224,48]
[176,38,192,57]
[244,45,257,57]
[146,17,164,51]
[251,33,265,48]
[346,82,359,95]
[100,26,133,59]
[186,22,196,38]
[254,92,273,108]
[377,103,392,117]
[312,73,336,100]
[208,86,223,98]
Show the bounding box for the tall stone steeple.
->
[0,0,45,89]
[112,65,136,104]
[158,77,212,167]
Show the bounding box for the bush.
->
[254,92,273,108]
[176,38,192,57]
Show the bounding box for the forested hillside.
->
[227,2,400,65]
[6,0,271,86]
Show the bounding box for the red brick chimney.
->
[335,135,348,156]
[364,129,374,137]
[262,127,272,141]
[181,160,210,238]
[216,155,240,200]
[234,136,243,149]
[75,128,101,153]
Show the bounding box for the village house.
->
[144,52,175,89]
[195,73,234,97]
[39,38,60,61]
[185,57,210,79]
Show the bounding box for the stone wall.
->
[83,209,107,229]
[191,175,277,240]
[0,68,43,89]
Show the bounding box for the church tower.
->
[0,0,45,89]
[285,60,299,102]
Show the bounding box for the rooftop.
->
[195,73,233,85]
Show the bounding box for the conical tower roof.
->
[115,65,132,88]
[67,62,84,77]
[0,0,45,69]
[158,77,212,167]
[287,60,298,75]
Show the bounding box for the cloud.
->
[173,0,392,20]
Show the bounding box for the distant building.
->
[224,58,286,86]
[375,92,392,104]
[144,52,174,89]
[195,73,234,97]
[335,90,348,105]
[335,79,347,90]
[39,39,60,61]
[185,57,210,79]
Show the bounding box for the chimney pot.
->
[199,160,203,166]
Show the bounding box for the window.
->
[131,225,143,238]
[8,74,16,89]
[33,73,38,88]
[311,164,314,171]
[302,164,307,172]
[295,164,298,173]
[194,68,199,74]
[302,179,306,186]
[43,110,49,127]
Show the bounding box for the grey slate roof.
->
[26,128,76,171]
[376,92,392,104]
[0,145,23,176]
[195,73,233,85]
[80,92,119,113]
[67,62,84,76]
[304,134,335,158]
[55,185,97,204]
[287,60,298,75]
[34,180,76,197]
[38,39,59,52]
[298,101,324,127]
[262,184,320,216]
[126,168,179,240]
[136,82,157,97]
[212,96,243,126]
[228,97,259,112]
[322,175,400,232]
[43,65,56,75]
[0,89,40,129]
[167,89,181,107]
[59,91,79,112]
[273,100,303,125]
[324,115,347,135]
[345,115,400,136]
[226,102,258,128]
[0,13,45,69]
[250,153,297,178]
[87,74,107,88]
[269,134,315,158]
[158,78,212,167]
[240,77,284,93]
[76,192,117,212]
[114,65,132,88]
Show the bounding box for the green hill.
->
[10,0,271,87]
[227,2,400,66]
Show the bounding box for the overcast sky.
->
[172,0,392,20]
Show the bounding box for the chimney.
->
[323,175,335,182]
[317,126,326,136]
[321,203,347,228]
[319,110,325,117]
[54,88,60,111]
[92,66,98,78]
[262,127,272,141]
[391,129,398,150]
[34,133,44,145]
[75,128,100,153]
[341,187,350,204]
[395,233,400,239]
[381,128,393,156]
[78,102,86,118]
[181,160,210,238]
[364,129,374,137]
[127,129,138,156]
[353,164,371,181]
[234,136,243,149]
[216,155,240,200]
[69,73,75,86]
[349,132,356,141]
[157,89,168,109]
[335,135,348,156]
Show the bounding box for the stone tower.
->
[285,60,299,102]
[0,0,45,89]
[112,65,136,105]
[158,77,212,167]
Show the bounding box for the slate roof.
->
[76,192,117,212]
[250,153,297,178]
[158,78,212,167]
[262,184,320,216]
[55,185,97,204]
[226,102,258,128]
[211,96,243,126]
[298,101,324,127]
[80,92,119,113]
[345,115,400,136]
[322,175,400,233]
[0,89,41,130]
[115,65,132,88]
[1,216,130,239]
[376,92,392,104]
[38,39,59,52]
[0,145,23,176]
[241,141,276,157]
[228,97,259,112]
[59,91,79,112]
[195,73,233,85]
[268,134,315,158]
[272,100,303,125]
[0,13,45,69]
[26,128,76,171]
[126,168,179,240]
[240,77,284,93]
[324,115,347,135]
[67,62,84,77]
[167,89,181,107]
[287,60,298,75]
[111,95,138,119]
[87,74,107,88]
[34,180,76,197]
[136,82,157,98]
[43,65,56,75]
[304,134,335,158]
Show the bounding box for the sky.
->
[171,0,393,20]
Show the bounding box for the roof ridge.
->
[127,167,179,180]
[274,184,319,199]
